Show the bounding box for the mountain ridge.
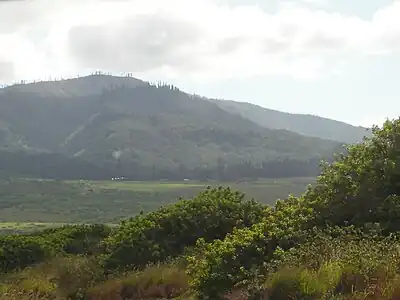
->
[0,74,147,98]
[209,98,371,143]
[0,74,363,180]
[0,74,370,143]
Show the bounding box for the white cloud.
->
[299,0,331,9]
[0,60,14,83]
[0,0,399,83]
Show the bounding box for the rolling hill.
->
[210,99,371,143]
[0,74,362,180]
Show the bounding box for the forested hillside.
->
[0,151,109,180]
[0,74,348,180]
[211,98,371,143]
[1,118,400,300]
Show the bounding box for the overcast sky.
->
[0,0,399,127]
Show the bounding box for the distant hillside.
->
[0,75,345,180]
[211,99,371,143]
[0,151,109,180]
[0,74,147,98]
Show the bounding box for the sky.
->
[0,0,399,127]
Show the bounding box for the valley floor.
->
[0,177,313,232]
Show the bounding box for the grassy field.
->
[0,177,315,233]
[0,222,64,235]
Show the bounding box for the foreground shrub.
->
[305,119,400,230]
[264,267,334,300]
[0,262,58,299]
[103,187,266,271]
[187,195,314,299]
[86,264,190,300]
[260,232,400,300]
[0,236,50,273]
[55,256,104,299]
[35,224,112,255]
[0,224,111,273]
[0,255,104,300]
[187,118,400,299]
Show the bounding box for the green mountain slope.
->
[210,99,371,143]
[0,75,345,179]
[0,151,110,180]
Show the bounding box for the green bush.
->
[0,224,111,273]
[305,119,400,229]
[42,224,112,255]
[186,118,400,299]
[187,195,314,299]
[103,186,266,271]
[0,236,51,273]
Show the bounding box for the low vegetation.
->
[0,177,312,224]
[0,118,399,300]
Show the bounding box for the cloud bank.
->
[0,0,399,82]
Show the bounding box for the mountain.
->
[1,73,146,98]
[0,74,349,180]
[0,151,110,180]
[210,99,371,143]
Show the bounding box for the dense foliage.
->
[0,151,109,180]
[0,150,326,181]
[184,118,400,299]
[103,187,266,270]
[0,224,110,273]
[1,118,399,300]
[186,195,314,299]
[306,120,400,229]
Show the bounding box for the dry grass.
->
[0,256,103,300]
[86,264,190,300]
[1,258,190,300]
[3,260,400,300]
